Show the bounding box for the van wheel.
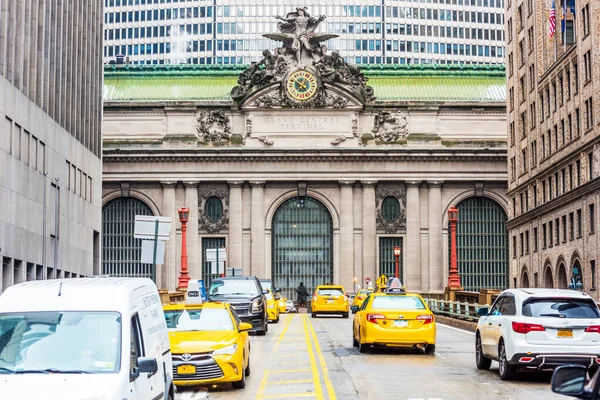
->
[232,366,246,389]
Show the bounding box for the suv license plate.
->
[177,365,196,374]
[557,329,573,338]
[394,320,408,327]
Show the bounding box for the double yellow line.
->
[256,314,337,400]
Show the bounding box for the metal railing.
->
[424,298,488,322]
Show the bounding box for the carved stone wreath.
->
[196,110,232,142]
[198,188,229,233]
[372,111,408,142]
[376,186,407,233]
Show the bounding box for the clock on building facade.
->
[286,69,318,101]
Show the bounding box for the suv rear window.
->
[522,298,600,319]
[209,280,259,297]
[317,289,344,296]
[371,296,426,310]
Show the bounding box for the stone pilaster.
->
[228,181,244,270]
[340,181,355,290]
[362,181,377,287]
[161,181,177,291]
[250,181,266,278]
[428,181,443,292]
[184,182,199,281]
[406,181,421,290]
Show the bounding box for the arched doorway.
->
[102,197,154,280]
[450,196,508,291]
[572,259,583,286]
[271,196,333,300]
[544,265,554,288]
[557,263,568,289]
[521,269,530,288]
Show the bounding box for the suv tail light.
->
[585,326,600,333]
[512,321,545,334]
[416,314,434,324]
[367,314,386,324]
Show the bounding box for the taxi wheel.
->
[358,333,370,353]
[245,357,251,377]
[425,344,435,354]
[352,328,358,348]
[275,316,280,323]
[232,366,246,389]
[311,312,317,318]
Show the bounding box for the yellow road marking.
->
[269,379,314,385]
[273,315,293,351]
[269,369,311,373]
[256,370,270,399]
[303,316,324,400]
[260,394,317,399]
[306,315,337,400]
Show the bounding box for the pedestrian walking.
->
[296,282,309,308]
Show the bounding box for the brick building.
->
[506,0,600,297]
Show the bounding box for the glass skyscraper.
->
[103,0,506,66]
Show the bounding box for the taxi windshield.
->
[317,289,344,296]
[371,296,426,310]
[164,308,234,331]
[358,290,371,295]
[0,311,121,374]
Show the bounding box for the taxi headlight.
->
[213,344,238,356]
[252,301,263,312]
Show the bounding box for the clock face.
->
[286,70,318,101]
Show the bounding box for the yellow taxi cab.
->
[311,284,349,318]
[351,289,372,311]
[163,302,252,389]
[265,289,280,323]
[351,280,436,354]
[277,297,287,314]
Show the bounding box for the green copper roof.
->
[103,64,506,103]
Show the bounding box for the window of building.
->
[584,51,592,83]
[542,223,547,249]
[533,227,538,252]
[520,232,524,256]
[549,220,554,247]
[555,218,560,245]
[585,98,594,130]
[590,152,595,181]
[590,204,595,234]
[577,208,582,237]
[531,140,537,167]
[525,230,530,254]
[569,212,575,240]
[575,108,581,137]
[591,260,596,290]
[582,4,590,37]
[562,215,567,243]
[512,235,517,258]
[577,160,581,185]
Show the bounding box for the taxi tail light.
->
[367,314,386,324]
[585,325,600,333]
[312,295,317,302]
[512,321,545,334]
[416,314,434,324]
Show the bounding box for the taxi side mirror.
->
[239,322,253,332]
[350,306,359,313]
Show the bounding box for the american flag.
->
[549,1,556,38]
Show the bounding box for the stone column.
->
[161,181,177,291]
[428,181,443,292]
[250,181,266,278]
[184,182,199,281]
[242,184,252,276]
[228,181,244,270]
[406,181,421,290]
[362,181,377,286]
[340,181,355,290]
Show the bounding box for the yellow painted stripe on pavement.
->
[269,379,314,385]
[306,315,337,400]
[270,369,311,374]
[256,369,270,399]
[260,394,317,399]
[303,316,324,400]
[274,314,293,351]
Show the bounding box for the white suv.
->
[475,289,600,380]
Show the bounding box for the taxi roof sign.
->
[385,287,406,294]
[186,280,207,305]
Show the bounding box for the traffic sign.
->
[134,216,172,240]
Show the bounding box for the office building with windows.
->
[103,0,506,66]
[506,0,600,297]
[0,1,104,292]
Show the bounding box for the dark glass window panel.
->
[205,196,223,222]
[382,196,400,222]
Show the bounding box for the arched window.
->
[102,197,154,280]
[382,196,400,222]
[557,263,568,289]
[544,265,554,288]
[521,268,530,288]
[450,196,508,291]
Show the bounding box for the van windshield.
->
[0,311,121,374]
[164,308,234,331]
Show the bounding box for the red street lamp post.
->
[447,206,462,288]
[393,245,401,279]
[177,207,191,290]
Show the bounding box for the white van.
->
[0,277,174,400]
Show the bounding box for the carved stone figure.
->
[372,111,409,142]
[272,8,329,66]
[331,135,346,145]
[258,136,274,146]
[196,110,231,142]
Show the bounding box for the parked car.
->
[207,276,269,335]
[475,289,600,381]
[0,278,174,400]
[164,302,252,389]
[285,299,297,313]
[311,284,349,318]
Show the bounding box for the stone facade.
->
[506,0,600,298]
[0,1,104,291]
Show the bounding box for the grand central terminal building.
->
[102,9,509,297]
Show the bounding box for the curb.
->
[435,315,477,332]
